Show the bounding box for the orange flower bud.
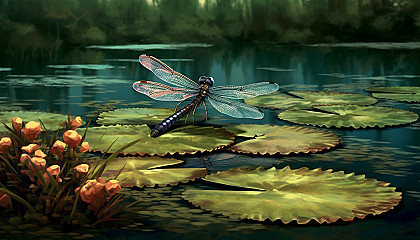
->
[63,130,82,147]
[29,156,46,171]
[34,149,47,158]
[105,180,121,197]
[21,121,42,141]
[21,144,41,154]
[38,165,62,186]
[20,153,31,163]
[50,140,66,160]
[70,116,82,130]
[0,137,12,154]
[12,117,22,133]
[79,142,90,153]
[79,178,106,211]
[74,164,89,178]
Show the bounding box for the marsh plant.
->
[0,115,137,227]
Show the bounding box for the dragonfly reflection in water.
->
[133,54,279,137]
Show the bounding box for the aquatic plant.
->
[278,105,419,128]
[183,166,402,224]
[99,156,207,188]
[0,115,139,227]
[366,86,420,102]
[244,91,378,110]
[78,124,234,156]
[224,124,340,155]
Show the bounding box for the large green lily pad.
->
[97,108,204,126]
[278,105,418,128]
[78,124,234,156]
[183,166,401,224]
[0,111,80,131]
[244,91,377,110]
[224,124,339,155]
[99,156,207,188]
[366,87,420,102]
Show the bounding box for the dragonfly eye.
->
[199,76,214,87]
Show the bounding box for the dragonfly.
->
[133,54,279,137]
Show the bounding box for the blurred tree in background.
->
[0,0,419,60]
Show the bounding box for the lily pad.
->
[278,105,418,128]
[183,166,402,224]
[97,108,205,126]
[0,111,81,131]
[98,156,207,188]
[244,91,377,110]
[78,124,234,156]
[366,87,420,102]
[225,124,339,155]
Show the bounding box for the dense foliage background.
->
[1,0,419,60]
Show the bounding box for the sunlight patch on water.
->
[87,43,213,51]
[4,75,130,87]
[318,73,365,78]
[47,64,126,70]
[308,42,420,49]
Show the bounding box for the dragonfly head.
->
[199,76,214,87]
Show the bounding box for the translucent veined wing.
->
[207,94,264,119]
[209,82,279,99]
[133,81,198,101]
[139,54,200,90]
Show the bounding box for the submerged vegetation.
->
[1,0,420,63]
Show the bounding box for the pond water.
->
[0,44,419,239]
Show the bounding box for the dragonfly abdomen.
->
[150,96,204,138]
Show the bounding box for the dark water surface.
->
[0,44,419,239]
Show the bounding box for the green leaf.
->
[366,87,420,102]
[278,105,418,128]
[78,125,234,156]
[225,124,340,155]
[244,91,377,110]
[98,156,207,188]
[183,166,401,224]
[91,137,145,179]
[97,108,204,126]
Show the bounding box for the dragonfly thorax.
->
[199,76,214,87]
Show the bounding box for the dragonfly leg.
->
[192,104,199,125]
[203,101,208,121]
[185,111,191,125]
[174,99,187,113]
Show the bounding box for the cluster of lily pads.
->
[1,86,416,226]
[245,88,419,128]
[0,113,137,227]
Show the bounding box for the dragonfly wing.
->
[133,81,198,101]
[207,94,264,119]
[209,82,279,99]
[139,54,200,90]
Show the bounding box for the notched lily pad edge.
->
[113,168,209,189]
[85,125,236,157]
[226,141,341,156]
[278,107,419,129]
[182,166,402,224]
[224,125,341,156]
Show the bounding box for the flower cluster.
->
[0,115,125,225]
[75,177,121,211]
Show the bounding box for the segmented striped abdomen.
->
[150,96,203,138]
